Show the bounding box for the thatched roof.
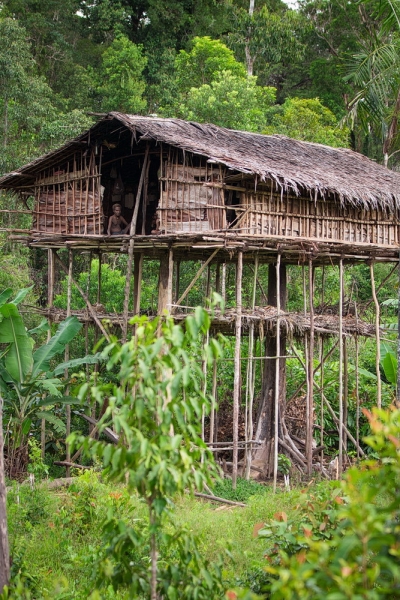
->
[2,112,400,210]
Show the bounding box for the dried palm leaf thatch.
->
[2,113,400,213]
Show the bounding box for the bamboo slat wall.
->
[158,150,226,234]
[32,150,103,235]
[235,182,400,246]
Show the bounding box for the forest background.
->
[1,0,399,460]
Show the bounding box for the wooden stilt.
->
[370,262,382,408]
[306,260,314,476]
[158,249,174,314]
[53,252,110,341]
[42,249,55,458]
[339,259,344,476]
[273,253,281,493]
[319,337,325,465]
[209,358,218,444]
[175,259,181,304]
[355,334,360,458]
[232,250,243,490]
[245,253,258,479]
[122,144,150,342]
[397,252,400,406]
[65,248,73,478]
[173,249,220,311]
[133,253,144,315]
[97,251,102,304]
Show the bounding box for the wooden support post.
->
[232,250,243,490]
[209,359,218,444]
[273,253,281,493]
[42,249,55,458]
[175,259,181,303]
[53,252,111,342]
[158,249,174,314]
[397,253,400,406]
[254,263,287,474]
[0,396,10,593]
[355,334,360,458]
[370,262,382,409]
[65,248,73,478]
[339,259,344,476]
[319,337,325,465]
[133,253,144,315]
[97,251,102,304]
[173,249,220,311]
[306,260,314,476]
[245,254,258,479]
[122,144,150,342]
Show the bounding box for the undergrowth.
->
[211,477,271,502]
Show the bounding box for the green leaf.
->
[0,289,13,307]
[382,351,397,385]
[35,411,66,434]
[11,286,33,305]
[32,316,82,377]
[22,418,32,435]
[35,395,80,409]
[28,319,50,336]
[0,303,33,381]
[50,352,102,377]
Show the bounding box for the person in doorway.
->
[107,203,130,235]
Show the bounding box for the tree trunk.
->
[0,396,10,593]
[254,264,287,474]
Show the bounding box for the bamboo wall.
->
[235,183,400,246]
[158,150,226,234]
[32,150,103,235]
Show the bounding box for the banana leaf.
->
[28,319,50,336]
[0,303,33,381]
[35,411,66,434]
[32,316,82,378]
[0,289,13,307]
[382,351,397,386]
[11,286,33,305]
[50,352,102,377]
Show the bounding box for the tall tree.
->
[345,0,400,166]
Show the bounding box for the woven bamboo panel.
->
[159,157,226,234]
[33,189,103,234]
[237,187,400,246]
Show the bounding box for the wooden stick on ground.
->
[194,492,246,507]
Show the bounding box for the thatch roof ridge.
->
[113,113,400,210]
[1,112,400,211]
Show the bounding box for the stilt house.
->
[1,112,400,482]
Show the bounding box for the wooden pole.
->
[245,253,258,479]
[306,261,315,476]
[173,249,220,310]
[355,334,360,458]
[273,253,281,493]
[209,359,218,444]
[122,144,150,342]
[232,250,243,490]
[397,252,400,406]
[97,251,102,304]
[133,253,144,315]
[53,252,111,342]
[0,396,10,593]
[42,249,55,458]
[339,259,344,476]
[370,262,382,408]
[65,248,73,478]
[157,249,174,314]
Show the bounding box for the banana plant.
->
[0,287,101,478]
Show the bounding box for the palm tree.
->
[346,0,400,166]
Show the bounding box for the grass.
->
[6,473,304,598]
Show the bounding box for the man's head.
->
[112,203,122,215]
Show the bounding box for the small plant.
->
[260,408,400,599]
[212,477,270,503]
[27,438,49,481]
